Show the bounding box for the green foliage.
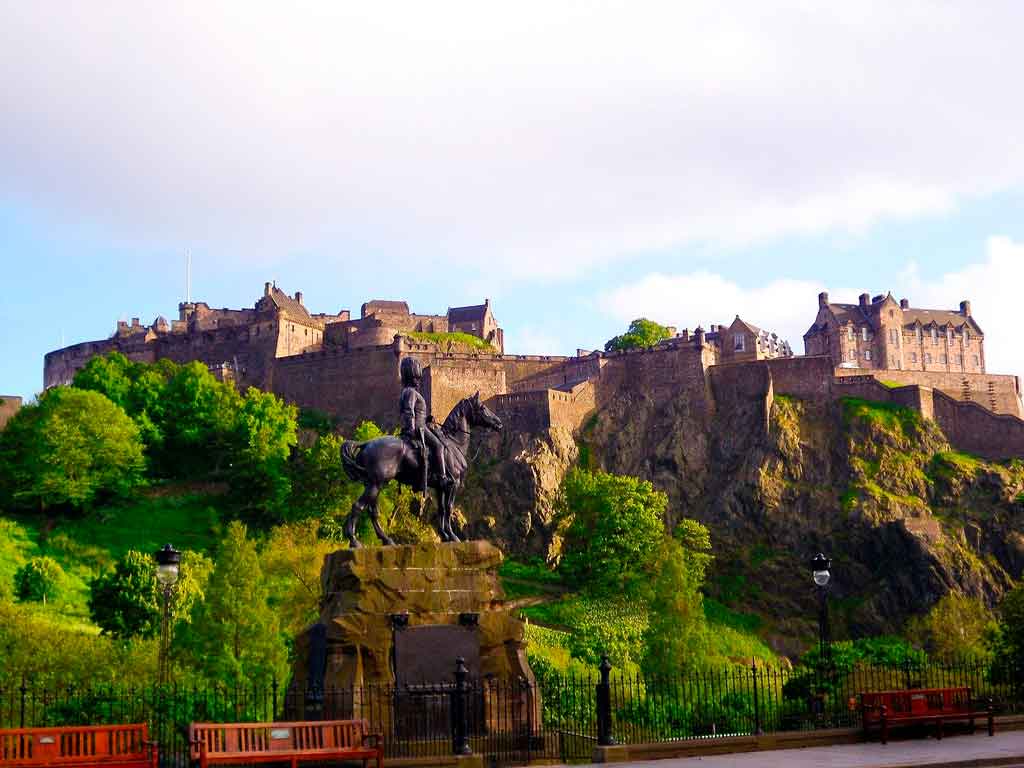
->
[499,557,563,585]
[641,521,713,676]
[15,556,65,604]
[558,468,667,595]
[88,549,212,639]
[230,387,298,522]
[297,407,336,435]
[173,521,288,685]
[288,434,355,522]
[406,331,495,351]
[262,520,338,639]
[604,318,672,353]
[524,595,648,669]
[0,600,158,686]
[840,397,922,433]
[905,593,996,659]
[0,388,146,512]
[995,583,1024,660]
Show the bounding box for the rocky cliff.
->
[460,382,1024,650]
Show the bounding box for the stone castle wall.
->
[0,396,22,431]
[833,367,1022,417]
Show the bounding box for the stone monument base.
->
[289,541,537,727]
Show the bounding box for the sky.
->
[3,2,1024,402]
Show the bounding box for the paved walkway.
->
[595,731,1024,767]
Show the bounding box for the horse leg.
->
[435,485,451,542]
[344,496,365,549]
[444,484,462,543]
[364,486,395,546]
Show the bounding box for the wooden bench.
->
[190,720,383,768]
[0,723,156,768]
[860,687,994,744]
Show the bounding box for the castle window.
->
[925,353,932,364]
[973,355,980,366]
[940,354,947,364]
[911,352,918,363]
[931,327,938,345]
[889,310,895,318]
[847,326,854,341]
[864,350,872,361]
[848,350,856,362]
[964,329,970,345]
[733,333,745,352]
[917,327,923,342]
[889,328,897,343]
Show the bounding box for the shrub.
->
[14,556,65,604]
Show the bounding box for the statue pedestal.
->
[289,541,536,726]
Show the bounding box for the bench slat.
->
[190,720,382,768]
[0,725,154,768]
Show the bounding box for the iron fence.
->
[1,656,1021,766]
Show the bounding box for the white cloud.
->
[3,3,1024,279]
[900,236,1024,381]
[601,271,827,349]
[601,236,1024,382]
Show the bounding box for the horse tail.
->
[341,440,369,483]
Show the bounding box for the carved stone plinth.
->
[288,541,536,726]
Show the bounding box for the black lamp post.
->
[811,553,832,670]
[155,544,181,686]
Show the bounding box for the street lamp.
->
[155,544,181,685]
[810,553,832,668]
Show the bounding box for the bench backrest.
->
[0,724,150,765]
[862,687,971,721]
[189,720,369,758]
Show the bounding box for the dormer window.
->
[917,327,923,342]
[861,327,870,342]
[931,327,938,345]
[733,333,745,352]
[847,326,854,341]
[965,329,970,345]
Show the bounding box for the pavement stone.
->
[588,730,1024,768]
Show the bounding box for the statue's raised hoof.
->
[447,532,462,543]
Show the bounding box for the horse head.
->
[467,391,503,432]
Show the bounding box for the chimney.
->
[960,300,971,317]
[264,282,272,296]
[295,291,303,305]
[859,293,870,308]
[900,298,909,309]
[694,326,705,345]
[485,298,490,306]
[131,317,140,327]
[818,291,829,308]
[680,328,689,341]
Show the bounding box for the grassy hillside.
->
[0,488,224,629]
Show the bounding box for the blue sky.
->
[4,2,1024,402]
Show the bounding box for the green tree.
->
[0,388,145,512]
[14,556,65,604]
[262,520,338,639]
[995,584,1024,660]
[161,363,242,475]
[557,469,667,594]
[88,549,212,639]
[604,318,673,352]
[641,520,713,676]
[173,522,288,685]
[906,593,996,659]
[73,353,178,450]
[230,387,299,521]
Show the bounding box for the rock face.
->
[457,378,1024,647]
[290,541,534,696]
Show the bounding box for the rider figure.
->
[399,357,452,489]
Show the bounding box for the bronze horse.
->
[340,392,503,547]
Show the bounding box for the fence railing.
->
[2,656,1021,766]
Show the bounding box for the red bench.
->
[190,720,383,768]
[0,723,156,768]
[860,687,994,744]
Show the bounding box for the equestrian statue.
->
[340,357,503,547]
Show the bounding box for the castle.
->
[42,284,1024,460]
